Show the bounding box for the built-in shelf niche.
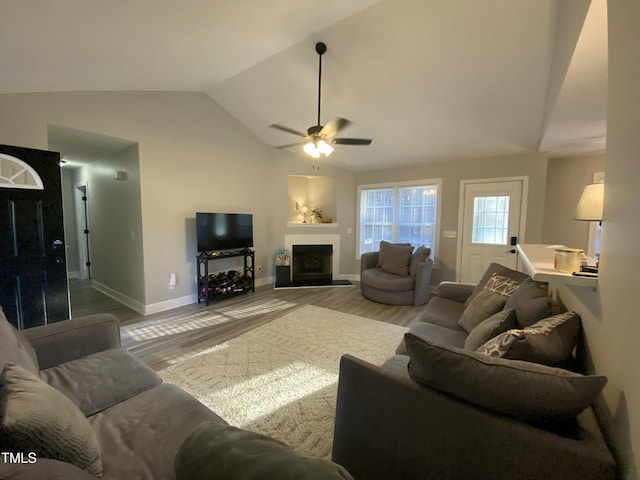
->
[288,175,337,225]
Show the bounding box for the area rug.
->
[159,304,407,459]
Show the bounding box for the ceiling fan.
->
[270,42,372,169]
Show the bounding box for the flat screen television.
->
[196,212,253,253]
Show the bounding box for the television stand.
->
[197,249,255,305]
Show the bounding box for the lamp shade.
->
[574,183,604,221]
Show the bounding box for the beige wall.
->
[542,154,605,251]
[590,1,640,476]
[0,91,276,312]
[70,144,146,307]
[353,152,548,285]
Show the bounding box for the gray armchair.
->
[360,243,433,306]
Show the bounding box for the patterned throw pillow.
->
[458,273,520,333]
[483,273,522,297]
[476,311,581,366]
[0,364,103,477]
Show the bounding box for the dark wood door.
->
[0,144,69,329]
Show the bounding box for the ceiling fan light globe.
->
[303,142,321,158]
[318,140,334,157]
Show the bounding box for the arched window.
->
[0,153,44,190]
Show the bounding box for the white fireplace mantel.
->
[284,234,341,279]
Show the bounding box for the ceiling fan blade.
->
[320,117,351,139]
[332,138,372,146]
[270,124,307,138]
[274,142,305,150]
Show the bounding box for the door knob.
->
[506,249,516,254]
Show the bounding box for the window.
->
[357,179,442,263]
[471,195,510,245]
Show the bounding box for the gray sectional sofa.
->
[0,311,353,480]
[333,263,617,480]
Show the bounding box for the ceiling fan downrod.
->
[315,42,326,128]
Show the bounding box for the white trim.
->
[0,153,45,190]
[356,178,443,267]
[91,280,146,315]
[456,176,529,281]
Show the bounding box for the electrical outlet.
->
[257,265,262,272]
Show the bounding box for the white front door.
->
[458,179,526,283]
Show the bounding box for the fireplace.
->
[292,244,333,285]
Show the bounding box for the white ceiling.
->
[0,0,607,171]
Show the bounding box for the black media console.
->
[196,248,255,306]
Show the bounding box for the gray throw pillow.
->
[409,246,431,276]
[379,243,414,276]
[464,308,517,351]
[405,333,607,425]
[376,240,411,268]
[0,364,103,477]
[504,279,551,327]
[175,421,354,480]
[464,263,530,307]
[458,288,507,333]
[0,308,39,375]
[476,311,581,367]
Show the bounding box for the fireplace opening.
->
[292,244,332,285]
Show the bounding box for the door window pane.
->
[472,195,510,245]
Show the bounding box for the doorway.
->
[74,182,92,280]
[457,177,528,283]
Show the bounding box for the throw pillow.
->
[0,308,39,375]
[0,364,103,477]
[175,421,354,480]
[379,243,414,276]
[457,287,508,333]
[464,263,530,307]
[376,240,411,268]
[464,308,517,351]
[404,333,607,425]
[476,311,581,366]
[504,278,551,327]
[409,246,431,276]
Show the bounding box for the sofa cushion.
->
[404,333,607,425]
[396,321,467,355]
[464,308,517,351]
[0,364,102,477]
[504,278,551,327]
[361,268,415,291]
[464,263,530,307]
[0,309,39,375]
[458,288,507,333]
[175,421,354,480]
[40,348,162,416]
[409,246,431,276]
[89,384,227,479]
[379,243,414,276]
[476,311,581,366]
[420,296,467,329]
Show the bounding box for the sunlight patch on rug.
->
[159,304,407,459]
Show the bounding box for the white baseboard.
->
[91,281,146,315]
[144,294,198,315]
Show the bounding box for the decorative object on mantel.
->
[311,207,322,224]
[269,42,372,169]
[573,182,604,273]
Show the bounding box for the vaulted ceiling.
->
[0,0,607,171]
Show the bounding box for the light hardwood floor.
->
[69,280,424,371]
